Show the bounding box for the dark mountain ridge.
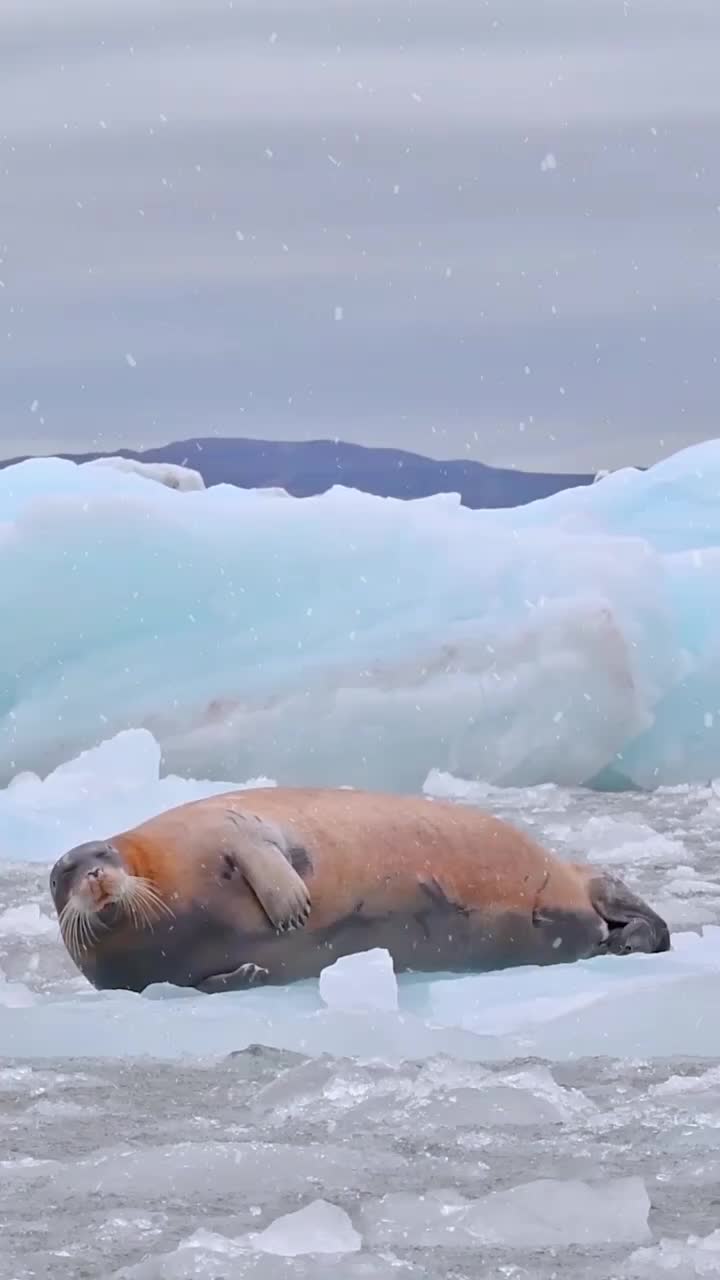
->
[0,436,597,509]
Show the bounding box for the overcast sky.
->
[2,0,719,473]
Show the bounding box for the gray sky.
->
[2,0,719,473]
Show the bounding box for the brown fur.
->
[114,788,588,924]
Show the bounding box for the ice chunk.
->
[652,1066,720,1097]
[0,976,36,1009]
[359,1188,472,1250]
[86,456,206,492]
[118,1229,412,1279]
[476,1064,597,1121]
[665,876,720,896]
[463,1175,651,1247]
[402,927,720,1060]
[26,1098,96,1119]
[319,949,398,1012]
[386,1081,561,1130]
[360,1176,651,1249]
[251,1200,362,1256]
[5,440,720,791]
[0,985,501,1065]
[250,1059,341,1120]
[116,1230,249,1279]
[622,1229,720,1277]
[250,1057,594,1133]
[575,815,688,867]
[0,730,271,866]
[424,769,570,812]
[0,1141,406,1205]
[0,904,56,937]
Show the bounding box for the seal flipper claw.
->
[195,962,270,994]
[588,871,670,956]
[222,811,312,932]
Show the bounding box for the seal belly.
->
[239,900,607,986]
[85,911,256,993]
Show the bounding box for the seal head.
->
[49,840,172,966]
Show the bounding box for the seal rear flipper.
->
[223,811,312,932]
[195,962,270,994]
[588,872,671,956]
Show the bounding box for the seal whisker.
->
[133,878,176,922]
[82,909,102,953]
[135,900,153,932]
[124,895,141,933]
[78,913,91,955]
[118,877,175,933]
[131,894,153,933]
[58,900,81,959]
[117,883,146,933]
[58,899,102,963]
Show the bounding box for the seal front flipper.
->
[223,811,312,933]
[195,962,270,994]
[588,871,671,956]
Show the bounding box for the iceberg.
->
[2,438,720,792]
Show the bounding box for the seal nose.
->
[87,867,101,880]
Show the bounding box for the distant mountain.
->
[0,436,596,509]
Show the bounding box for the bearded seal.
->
[48,787,670,993]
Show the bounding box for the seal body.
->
[48,787,671,993]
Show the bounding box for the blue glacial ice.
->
[2,438,720,792]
